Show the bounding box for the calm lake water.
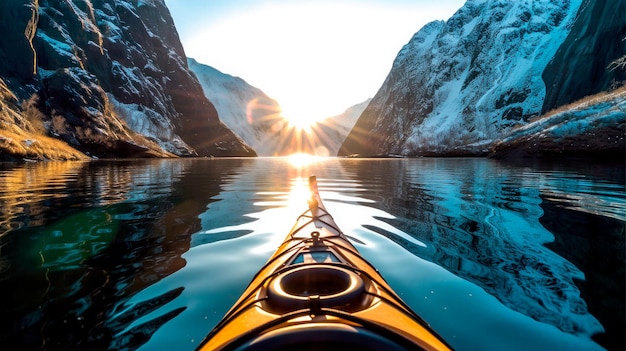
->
[1,157,624,351]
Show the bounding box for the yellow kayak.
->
[196,175,453,351]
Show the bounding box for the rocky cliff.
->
[0,0,255,160]
[542,0,626,113]
[339,0,625,158]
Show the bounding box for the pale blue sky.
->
[163,0,466,124]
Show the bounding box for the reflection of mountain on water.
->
[351,159,623,347]
[0,159,245,350]
[0,161,86,231]
[106,287,187,350]
[541,200,625,350]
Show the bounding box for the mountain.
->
[188,59,285,156]
[339,0,626,159]
[267,99,369,156]
[189,58,368,156]
[271,100,369,157]
[0,0,255,160]
[306,99,370,156]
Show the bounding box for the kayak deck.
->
[196,176,452,351]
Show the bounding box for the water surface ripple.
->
[0,157,623,351]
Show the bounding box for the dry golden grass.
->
[2,76,151,161]
[0,125,88,161]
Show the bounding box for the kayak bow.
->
[196,175,453,351]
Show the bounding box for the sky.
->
[163,0,466,126]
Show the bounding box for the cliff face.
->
[339,0,625,158]
[541,0,626,113]
[0,0,255,159]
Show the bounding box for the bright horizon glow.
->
[287,153,323,168]
[163,0,465,127]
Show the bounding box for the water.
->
[0,157,623,351]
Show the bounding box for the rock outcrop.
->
[490,87,626,160]
[0,0,255,159]
[542,0,626,113]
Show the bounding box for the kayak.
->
[196,175,453,351]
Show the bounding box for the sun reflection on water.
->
[287,153,323,168]
[287,176,311,209]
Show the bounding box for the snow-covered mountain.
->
[308,99,370,156]
[0,0,254,160]
[328,100,369,135]
[189,58,368,156]
[339,0,626,158]
[188,59,285,156]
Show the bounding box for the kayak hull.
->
[196,176,452,351]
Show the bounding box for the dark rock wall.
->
[542,0,626,113]
[0,2,36,88]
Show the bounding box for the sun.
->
[278,101,325,131]
[281,111,318,131]
[286,116,316,131]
